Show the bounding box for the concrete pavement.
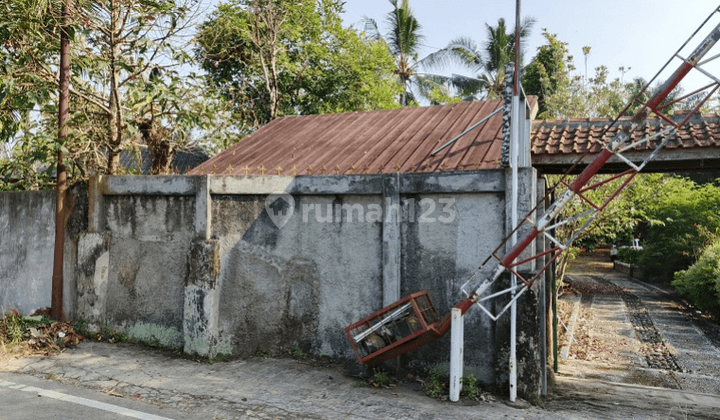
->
[3,252,720,419]
[2,339,720,419]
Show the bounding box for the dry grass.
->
[0,309,83,367]
[567,250,615,275]
[0,340,35,365]
[557,298,574,347]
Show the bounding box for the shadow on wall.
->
[212,194,383,359]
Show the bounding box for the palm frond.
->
[385,0,424,57]
[448,73,485,91]
[510,16,537,63]
[426,36,483,73]
[360,16,384,42]
[417,48,458,73]
[415,72,450,88]
[483,18,512,73]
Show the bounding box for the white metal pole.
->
[510,95,519,403]
[449,308,464,402]
[509,0,521,403]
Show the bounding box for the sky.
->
[340,0,720,94]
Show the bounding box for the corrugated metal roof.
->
[531,111,720,156]
[189,99,537,176]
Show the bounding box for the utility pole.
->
[508,0,522,403]
[51,0,71,321]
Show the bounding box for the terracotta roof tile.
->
[531,112,720,157]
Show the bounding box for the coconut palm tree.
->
[442,17,536,101]
[363,0,451,106]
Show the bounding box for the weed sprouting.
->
[291,344,308,359]
[372,371,388,388]
[460,374,479,398]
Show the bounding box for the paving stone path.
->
[562,254,720,395]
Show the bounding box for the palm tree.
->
[442,17,536,100]
[625,77,684,116]
[363,0,450,106]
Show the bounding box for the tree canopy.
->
[195,0,401,129]
[523,30,699,120]
[441,17,536,101]
[0,0,237,189]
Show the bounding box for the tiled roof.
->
[531,111,720,156]
[189,99,537,176]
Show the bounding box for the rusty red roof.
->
[189,99,538,176]
[531,111,720,156]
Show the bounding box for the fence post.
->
[450,307,464,402]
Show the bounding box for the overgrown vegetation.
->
[549,172,652,283]
[425,366,445,398]
[563,174,720,319]
[0,309,83,361]
[290,344,308,359]
[460,373,480,398]
[372,370,389,388]
[673,239,720,319]
[420,366,491,401]
[634,177,720,281]
[616,248,642,265]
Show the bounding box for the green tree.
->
[623,76,687,117]
[441,17,535,101]
[70,0,224,174]
[587,65,627,118]
[522,30,574,116]
[634,176,720,280]
[549,172,650,282]
[673,238,720,318]
[362,0,452,106]
[525,31,691,120]
[196,0,400,130]
[0,0,235,184]
[0,0,91,188]
[0,0,58,142]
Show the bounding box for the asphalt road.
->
[0,372,190,420]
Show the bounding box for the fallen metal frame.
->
[345,5,720,374]
[461,6,720,322]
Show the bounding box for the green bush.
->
[616,247,642,265]
[672,240,720,318]
[633,177,720,281]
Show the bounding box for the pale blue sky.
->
[340,1,720,93]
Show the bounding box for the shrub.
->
[672,240,720,318]
[635,178,720,280]
[616,247,642,265]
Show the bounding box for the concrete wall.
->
[104,195,194,345]
[1,169,546,398]
[0,186,86,317]
[0,191,55,315]
[400,192,504,376]
[66,171,544,397]
[212,193,383,358]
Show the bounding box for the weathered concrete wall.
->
[46,170,544,398]
[400,192,505,381]
[0,185,86,318]
[213,194,383,359]
[0,191,55,315]
[1,171,546,399]
[85,195,194,347]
